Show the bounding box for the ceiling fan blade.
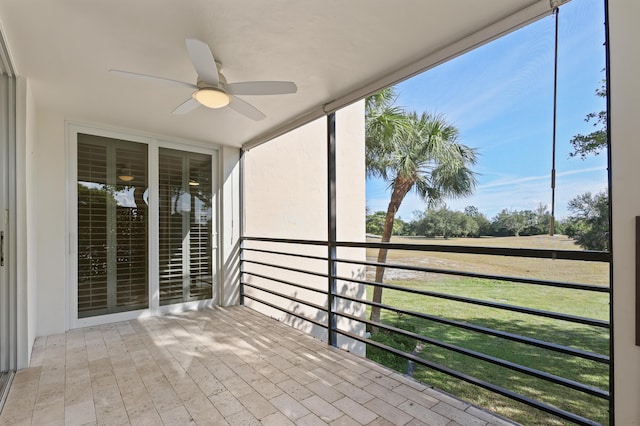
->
[226,81,297,96]
[172,98,201,115]
[109,69,197,90]
[228,96,266,121]
[185,38,219,86]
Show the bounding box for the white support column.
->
[220,146,241,306]
[609,1,640,424]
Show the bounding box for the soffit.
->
[0,0,550,148]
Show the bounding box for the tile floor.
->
[0,306,517,426]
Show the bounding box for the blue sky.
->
[366,0,608,221]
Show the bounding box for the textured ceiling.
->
[0,0,546,148]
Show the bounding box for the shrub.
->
[367,325,418,373]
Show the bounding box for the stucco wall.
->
[25,81,38,366]
[34,109,67,336]
[15,76,38,368]
[609,1,640,424]
[243,101,366,355]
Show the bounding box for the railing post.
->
[327,112,337,347]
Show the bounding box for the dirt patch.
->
[364,235,609,286]
[365,255,466,281]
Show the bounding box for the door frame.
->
[0,69,17,396]
[66,123,220,329]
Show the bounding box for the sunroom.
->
[0,0,638,425]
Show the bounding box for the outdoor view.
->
[363,0,609,424]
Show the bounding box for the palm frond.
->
[365,87,478,207]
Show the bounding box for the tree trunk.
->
[369,178,414,331]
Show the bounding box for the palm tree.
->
[366,88,478,326]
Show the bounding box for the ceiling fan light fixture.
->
[193,87,230,109]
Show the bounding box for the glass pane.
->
[77,134,148,317]
[158,152,184,304]
[159,148,212,305]
[77,141,108,316]
[114,144,148,311]
[188,154,213,299]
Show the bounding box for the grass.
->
[364,235,610,425]
[366,234,609,286]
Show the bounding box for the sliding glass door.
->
[77,134,148,318]
[74,129,217,321]
[0,72,15,395]
[159,148,213,305]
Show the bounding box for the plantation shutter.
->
[159,148,213,305]
[114,144,148,310]
[188,153,214,300]
[77,141,109,314]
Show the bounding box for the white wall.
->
[15,77,37,368]
[243,101,366,355]
[244,117,328,240]
[25,82,37,365]
[33,109,67,336]
[609,1,640,424]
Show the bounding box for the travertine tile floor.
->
[0,306,517,426]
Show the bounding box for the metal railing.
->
[240,236,611,426]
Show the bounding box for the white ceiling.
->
[0,0,549,148]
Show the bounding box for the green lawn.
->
[364,236,610,425]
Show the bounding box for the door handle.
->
[1,231,4,267]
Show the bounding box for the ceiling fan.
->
[110,38,297,121]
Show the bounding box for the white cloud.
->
[480,167,604,190]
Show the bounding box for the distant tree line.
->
[367,203,555,238]
[366,190,609,250]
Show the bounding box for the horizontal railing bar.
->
[336,240,611,262]
[336,310,609,399]
[243,259,328,279]
[242,236,610,262]
[243,294,328,329]
[334,275,609,329]
[243,236,328,246]
[243,247,328,262]
[335,258,610,293]
[242,271,326,294]
[334,292,609,364]
[336,328,602,426]
[243,282,328,312]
